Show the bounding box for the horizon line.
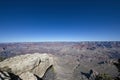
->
[0,40,120,43]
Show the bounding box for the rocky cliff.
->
[0,53,54,80]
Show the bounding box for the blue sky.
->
[0,0,120,42]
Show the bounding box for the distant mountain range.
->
[0,41,120,58]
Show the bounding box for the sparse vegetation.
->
[113,59,120,80]
[114,59,120,72]
[94,58,120,80]
[0,56,5,62]
[95,73,112,80]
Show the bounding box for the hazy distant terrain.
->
[0,42,120,58]
[0,42,120,80]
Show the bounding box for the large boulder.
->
[0,53,54,79]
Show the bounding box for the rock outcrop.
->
[0,53,54,80]
[19,72,38,80]
[0,71,21,80]
[0,71,11,80]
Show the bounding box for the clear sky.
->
[0,0,120,42]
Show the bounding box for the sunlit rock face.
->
[0,53,54,80]
[19,72,38,80]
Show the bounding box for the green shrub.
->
[0,56,5,62]
[95,73,112,80]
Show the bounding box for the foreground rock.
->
[19,72,38,80]
[0,71,11,80]
[0,71,21,80]
[0,53,54,80]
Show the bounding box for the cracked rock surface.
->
[0,53,54,80]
